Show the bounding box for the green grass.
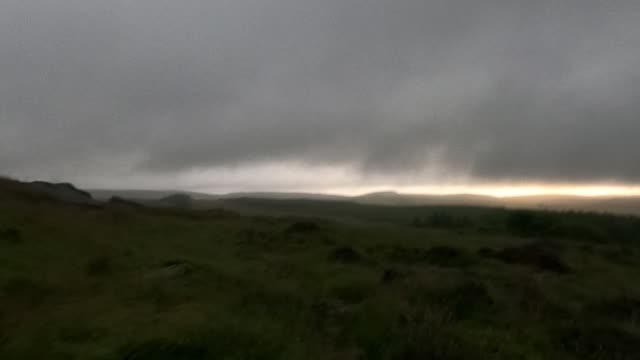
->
[1,189,640,359]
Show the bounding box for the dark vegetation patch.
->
[354,305,475,360]
[380,268,404,284]
[285,220,321,234]
[555,324,640,360]
[310,298,354,336]
[504,209,640,244]
[434,282,495,321]
[155,260,196,277]
[234,285,306,316]
[506,210,556,236]
[1,277,52,307]
[585,295,640,322]
[236,228,280,252]
[0,227,22,244]
[601,245,637,265]
[329,281,375,304]
[329,246,363,263]
[119,327,285,360]
[479,242,570,274]
[405,280,496,322]
[503,275,570,320]
[84,255,114,276]
[57,324,105,344]
[389,245,473,267]
[411,212,473,230]
[119,338,210,360]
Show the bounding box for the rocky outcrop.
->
[28,181,93,203]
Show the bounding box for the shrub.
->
[329,246,363,263]
[0,227,22,244]
[355,305,474,360]
[381,268,403,284]
[57,324,103,344]
[286,221,320,233]
[480,242,570,274]
[2,277,52,307]
[555,324,640,360]
[389,245,472,267]
[119,338,209,360]
[84,255,113,276]
[434,282,495,321]
[330,281,375,304]
[423,246,473,267]
[506,211,555,236]
[120,326,286,360]
[411,213,473,230]
[585,296,640,322]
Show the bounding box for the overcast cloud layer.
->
[1,0,639,191]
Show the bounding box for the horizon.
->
[86,183,640,199]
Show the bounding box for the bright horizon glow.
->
[45,161,640,199]
[319,185,640,198]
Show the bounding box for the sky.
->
[1,0,640,196]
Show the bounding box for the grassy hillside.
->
[2,179,640,359]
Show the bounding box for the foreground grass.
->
[1,190,640,359]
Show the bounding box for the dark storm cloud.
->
[1,0,639,187]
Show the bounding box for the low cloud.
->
[1,0,639,190]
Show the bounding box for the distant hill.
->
[90,189,218,201]
[0,178,94,204]
[89,188,640,216]
[354,191,503,207]
[89,189,346,202]
[222,191,347,201]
